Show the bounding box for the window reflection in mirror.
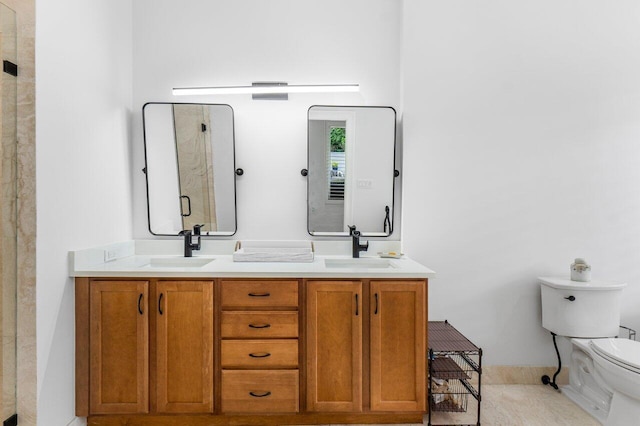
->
[307,106,396,237]
[328,124,346,203]
[143,102,237,236]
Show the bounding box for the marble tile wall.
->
[1,3,18,420]
[0,0,35,425]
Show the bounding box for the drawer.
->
[221,370,299,413]
[221,340,298,368]
[221,280,298,308]
[221,311,298,338]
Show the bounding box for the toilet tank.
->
[539,277,627,338]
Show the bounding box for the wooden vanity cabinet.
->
[77,276,427,424]
[306,280,426,414]
[79,279,214,416]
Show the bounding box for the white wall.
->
[33,8,640,426]
[35,0,133,424]
[403,0,640,366]
[132,0,403,240]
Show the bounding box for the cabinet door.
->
[155,281,214,413]
[370,281,426,411]
[89,280,149,414]
[306,281,362,412]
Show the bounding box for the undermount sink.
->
[143,257,215,268]
[324,258,396,269]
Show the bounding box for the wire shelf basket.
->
[428,320,482,426]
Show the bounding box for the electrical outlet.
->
[357,179,373,189]
[104,249,118,262]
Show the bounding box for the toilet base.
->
[606,390,640,426]
[562,385,606,424]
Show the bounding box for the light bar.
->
[172,83,360,96]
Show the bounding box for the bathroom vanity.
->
[71,242,435,425]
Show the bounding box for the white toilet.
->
[539,276,640,425]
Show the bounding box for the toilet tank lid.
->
[539,276,627,291]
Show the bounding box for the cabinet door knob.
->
[249,391,271,398]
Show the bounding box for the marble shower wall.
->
[1,0,35,425]
[1,3,18,420]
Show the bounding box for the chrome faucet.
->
[348,225,369,258]
[180,224,203,257]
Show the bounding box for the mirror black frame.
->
[306,105,398,238]
[142,102,238,237]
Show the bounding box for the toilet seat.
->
[590,339,640,374]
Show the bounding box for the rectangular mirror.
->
[307,106,396,237]
[143,102,237,236]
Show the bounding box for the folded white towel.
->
[233,247,314,263]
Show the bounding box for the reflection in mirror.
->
[307,106,396,237]
[143,103,237,235]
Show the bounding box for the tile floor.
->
[322,384,600,425]
[427,384,599,425]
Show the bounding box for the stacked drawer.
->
[220,280,300,413]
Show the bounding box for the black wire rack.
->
[428,320,482,426]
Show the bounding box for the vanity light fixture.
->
[172,82,360,100]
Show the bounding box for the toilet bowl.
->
[589,338,640,426]
[563,338,640,425]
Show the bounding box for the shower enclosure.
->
[0,2,17,424]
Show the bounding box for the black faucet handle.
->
[348,225,357,235]
[179,229,191,236]
[193,224,205,236]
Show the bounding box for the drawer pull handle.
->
[249,352,271,358]
[249,391,271,398]
[248,292,271,297]
[248,323,271,329]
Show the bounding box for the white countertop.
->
[69,240,436,279]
